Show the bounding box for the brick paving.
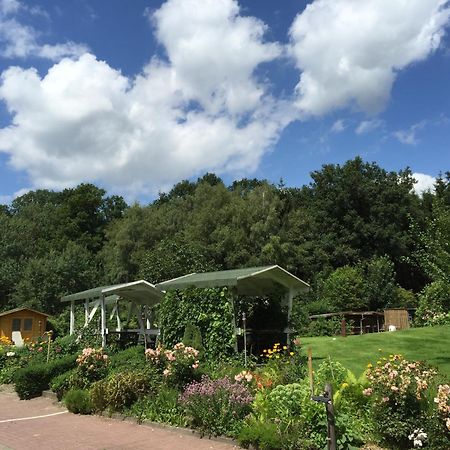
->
[0,387,238,450]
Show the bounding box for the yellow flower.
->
[367,363,373,368]
[283,346,288,350]
[289,352,294,356]
[263,349,267,353]
[341,383,349,389]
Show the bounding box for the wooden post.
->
[69,301,75,335]
[286,288,294,344]
[325,383,337,450]
[230,289,238,352]
[308,347,314,395]
[46,330,53,363]
[341,318,346,337]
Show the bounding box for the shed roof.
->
[61,280,163,307]
[0,307,50,318]
[156,265,309,296]
[309,311,385,319]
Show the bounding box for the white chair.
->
[11,331,24,347]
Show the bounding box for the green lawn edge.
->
[300,325,450,377]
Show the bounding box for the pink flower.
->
[163,369,171,377]
[362,388,373,396]
[192,363,199,369]
[382,396,390,402]
[391,385,399,392]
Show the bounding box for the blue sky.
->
[0,0,449,203]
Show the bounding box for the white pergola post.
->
[230,289,238,352]
[69,300,75,335]
[84,298,90,326]
[100,294,107,347]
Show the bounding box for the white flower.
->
[6,351,15,357]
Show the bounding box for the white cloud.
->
[330,119,346,133]
[0,0,88,60]
[0,0,288,196]
[412,172,435,195]
[289,0,450,116]
[355,119,383,135]
[393,121,426,145]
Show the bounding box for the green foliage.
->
[138,238,215,284]
[13,354,77,399]
[89,379,109,412]
[410,198,450,283]
[320,266,367,311]
[415,280,450,326]
[50,368,82,400]
[64,389,92,415]
[182,324,204,357]
[360,256,399,310]
[238,420,283,450]
[127,386,187,427]
[108,345,147,373]
[159,287,235,359]
[101,370,156,412]
[315,358,349,393]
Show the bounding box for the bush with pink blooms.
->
[76,347,109,383]
[364,354,438,449]
[145,342,200,389]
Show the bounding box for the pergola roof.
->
[61,280,163,307]
[156,265,309,296]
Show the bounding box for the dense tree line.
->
[1,157,449,327]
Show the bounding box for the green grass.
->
[300,325,450,378]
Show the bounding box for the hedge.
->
[13,354,77,399]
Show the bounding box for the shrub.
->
[259,341,306,385]
[127,386,186,427]
[104,370,155,411]
[50,368,82,400]
[364,354,437,449]
[64,389,92,415]
[315,358,349,393]
[13,354,77,399]
[89,379,109,413]
[238,419,282,450]
[108,345,146,373]
[76,347,109,383]
[180,376,253,437]
[415,280,450,326]
[145,342,200,389]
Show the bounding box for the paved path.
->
[0,387,238,450]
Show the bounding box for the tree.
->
[320,266,367,311]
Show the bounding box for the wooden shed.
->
[384,308,411,330]
[0,307,49,342]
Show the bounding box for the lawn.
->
[300,325,450,378]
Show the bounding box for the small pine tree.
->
[183,324,204,357]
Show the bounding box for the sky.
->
[0,0,449,203]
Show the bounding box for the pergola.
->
[61,280,163,347]
[156,265,309,345]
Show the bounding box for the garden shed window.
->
[12,318,21,331]
[24,318,33,331]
